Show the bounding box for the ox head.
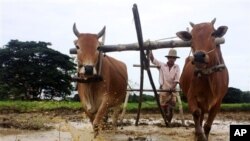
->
[176,18,228,69]
[73,23,106,79]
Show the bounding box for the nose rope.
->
[188,49,193,57]
[206,47,216,54]
[189,47,216,57]
[192,47,225,77]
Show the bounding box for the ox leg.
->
[200,112,204,126]
[192,109,207,141]
[83,109,95,124]
[92,103,109,137]
[111,105,122,129]
[103,111,109,123]
[204,104,220,139]
[188,94,207,141]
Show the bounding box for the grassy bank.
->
[0,100,250,113]
[0,100,82,113]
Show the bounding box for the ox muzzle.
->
[191,51,209,68]
[193,51,207,64]
[79,65,97,77]
[74,64,103,83]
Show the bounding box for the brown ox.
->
[73,23,128,136]
[176,18,229,141]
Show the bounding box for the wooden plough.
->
[69,4,225,127]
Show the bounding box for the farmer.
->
[149,48,182,123]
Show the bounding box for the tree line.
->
[0,40,249,103]
[128,87,250,103]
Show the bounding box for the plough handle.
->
[132,4,169,127]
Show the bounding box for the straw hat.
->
[165,48,180,58]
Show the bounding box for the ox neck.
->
[96,52,103,75]
[194,64,226,77]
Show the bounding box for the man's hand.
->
[169,88,176,92]
[148,50,154,62]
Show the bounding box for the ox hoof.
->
[93,125,99,138]
[94,132,99,138]
[196,133,207,141]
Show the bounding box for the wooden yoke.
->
[69,38,225,54]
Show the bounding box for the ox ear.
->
[97,26,106,39]
[176,31,192,41]
[211,26,228,38]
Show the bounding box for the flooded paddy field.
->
[1,111,250,141]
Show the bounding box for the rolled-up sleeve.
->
[174,65,181,83]
[152,58,165,85]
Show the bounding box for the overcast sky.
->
[1,0,250,92]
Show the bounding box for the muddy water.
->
[1,118,246,141]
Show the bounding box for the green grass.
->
[0,100,82,112]
[221,103,250,111]
[126,101,157,110]
[0,100,249,113]
[126,101,188,111]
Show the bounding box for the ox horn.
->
[97,26,106,39]
[189,22,195,27]
[211,18,216,25]
[73,23,80,37]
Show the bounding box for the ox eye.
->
[76,45,79,49]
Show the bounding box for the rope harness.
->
[194,64,226,77]
[189,46,226,77]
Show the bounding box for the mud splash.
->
[0,118,241,141]
[1,112,250,141]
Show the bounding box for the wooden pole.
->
[133,3,145,126]
[133,64,159,68]
[98,38,225,52]
[127,89,181,92]
[69,38,225,54]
